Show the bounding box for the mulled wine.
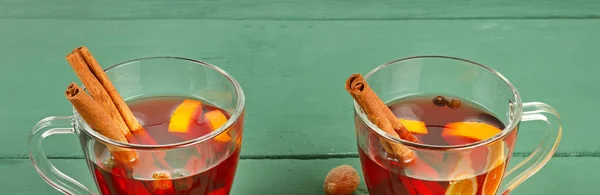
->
[358,95,518,195]
[89,97,241,195]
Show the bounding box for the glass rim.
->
[73,56,246,150]
[353,55,523,151]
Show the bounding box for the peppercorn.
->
[447,99,461,109]
[432,96,447,107]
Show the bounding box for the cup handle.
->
[499,102,563,194]
[28,116,96,195]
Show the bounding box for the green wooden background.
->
[3,0,595,194]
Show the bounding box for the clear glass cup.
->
[28,57,245,195]
[353,56,562,195]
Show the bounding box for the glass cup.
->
[28,57,245,195]
[353,56,562,195]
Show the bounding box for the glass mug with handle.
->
[353,56,561,195]
[28,57,245,195]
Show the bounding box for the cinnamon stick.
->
[345,74,419,162]
[346,74,420,142]
[74,47,160,146]
[346,74,419,143]
[68,46,168,169]
[77,46,143,133]
[66,50,132,139]
[65,83,137,164]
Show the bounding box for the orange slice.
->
[482,141,506,195]
[399,119,428,134]
[445,173,477,195]
[445,151,477,195]
[486,140,506,170]
[168,99,203,133]
[205,110,232,142]
[482,160,505,195]
[442,122,502,141]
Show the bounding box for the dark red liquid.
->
[358,96,518,195]
[89,97,241,195]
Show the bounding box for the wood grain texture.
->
[11,157,597,195]
[1,0,599,20]
[5,19,595,157]
[3,1,592,193]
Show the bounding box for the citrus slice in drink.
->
[445,172,478,195]
[482,141,506,195]
[446,152,477,195]
[399,119,428,134]
[205,110,232,142]
[486,140,506,170]
[442,121,502,142]
[482,160,505,195]
[168,99,203,133]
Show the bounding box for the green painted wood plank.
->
[1,0,599,20]
[4,19,594,157]
[9,157,595,194]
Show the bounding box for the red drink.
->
[357,96,518,195]
[88,97,241,195]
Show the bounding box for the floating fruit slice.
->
[442,122,502,142]
[445,173,477,195]
[446,152,477,195]
[482,160,505,195]
[168,99,203,133]
[486,140,506,170]
[205,110,232,142]
[399,119,428,134]
[482,141,506,195]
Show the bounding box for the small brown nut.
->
[432,96,447,107]
[447,99,461,109]
[324,165,360,195]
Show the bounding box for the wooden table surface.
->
[3,0,597,194]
